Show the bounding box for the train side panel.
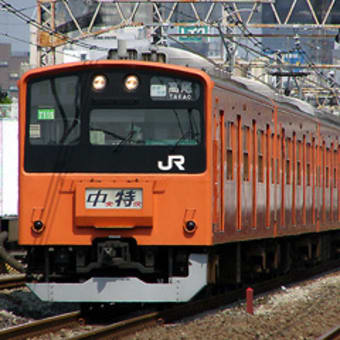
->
[211,83,340,245]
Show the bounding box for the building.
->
[0,43,29,98]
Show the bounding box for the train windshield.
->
[89,108,201,147]
[25,68,206,173]
[28,75,81,145]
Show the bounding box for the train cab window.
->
[89,108,201,146]
[25,69,206,174]
[28,76,81,145]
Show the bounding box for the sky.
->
[0,0,36,53]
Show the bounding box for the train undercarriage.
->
[24,230,340,303]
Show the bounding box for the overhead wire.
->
[222,5,340,101]
[158,2,280,86]
[0,0,109,52]
[223,5,265,52]
[159,3,279,63]
[0,0,274,65]
[0,32,86,61]
[223,6,340,102]
[291,33,340,103]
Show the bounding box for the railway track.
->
[0,274,26,289]
[317,325,340,340]
[0,259,339,340]
[0,311,82,340]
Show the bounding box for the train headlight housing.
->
[184,220,197,234]
[92,75,107,91]
[32,220,45,233]
[124,75,139,92]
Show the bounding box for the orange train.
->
[18,46,340,303]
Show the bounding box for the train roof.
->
[275,94,317,116]
[231,75,276,100]
[110,43,340,127]
[231,75,340,129]
[228,75,317,117]
[156,45,218,73]
[230,74,340,128]
[106,44,323,120]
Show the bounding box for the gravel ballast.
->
[126,271,340,340]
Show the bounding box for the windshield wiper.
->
[113,123,136,152]
[170,130,199,153]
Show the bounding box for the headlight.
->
[92,75,107,91]
[124,75,139,92]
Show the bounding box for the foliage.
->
[0,87,11,104]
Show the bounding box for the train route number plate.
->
[85,188,143,209]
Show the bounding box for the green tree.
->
[0,87,11,104]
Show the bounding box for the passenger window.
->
[297,161,301,186]
[276,135,280,184]
[326,148,330,188]
[306,143,311,186]
[334,150,338,188]
[334,168,337,188]
[317,166,321,187]
[297,141,301,186]
[226,122,233,180]
[258,130,263,183]
[286,138,291,185]
[227,150,233,180]
[243,126,249,181]
[226,121,232,149]
[307,164,311,186]
[286,160,291,184]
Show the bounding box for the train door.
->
[213,109,225,233]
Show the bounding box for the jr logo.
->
[157,155,185,171]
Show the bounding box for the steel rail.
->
[69,312,163,340]
[317,325,340,340]
[0,274,26,289]
[0,311,82,340]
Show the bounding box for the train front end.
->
[18,61,214,303]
